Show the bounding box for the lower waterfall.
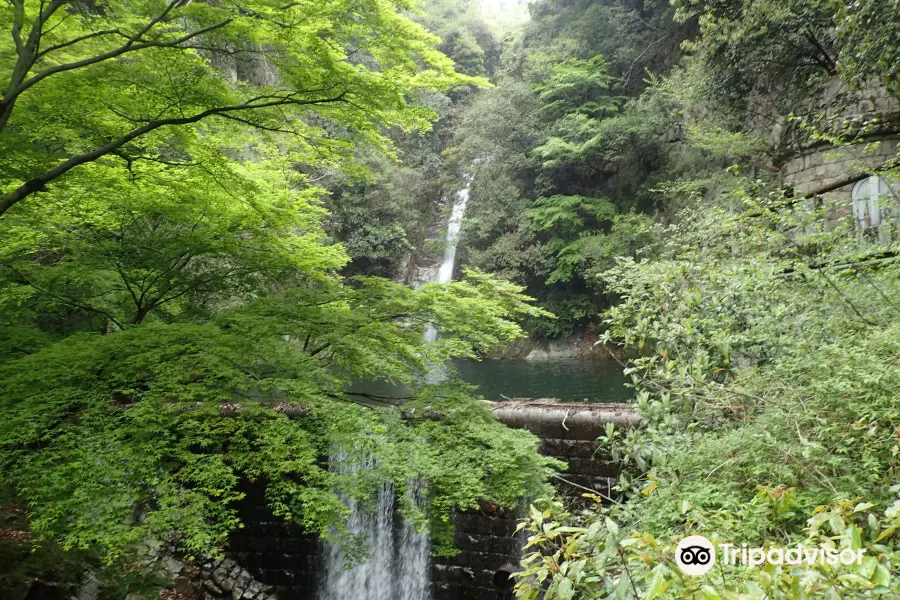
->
[320,461,431,600]
[322,175,473,599]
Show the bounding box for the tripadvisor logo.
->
[675,535,866,576]
[676,535,716,576]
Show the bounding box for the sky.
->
[479,0,530,32]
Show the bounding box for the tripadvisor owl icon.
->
[676,535,716,576]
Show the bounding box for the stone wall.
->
[776,77,900,236]
[489,333,633,361]
[775,78,900,158]
[779,135,900,246]
[495,403,637,505]
[431,402,638,600]
[161,404,637,600]
[431,504,522,600]
[780,135,899,222]
[225,483,322,600]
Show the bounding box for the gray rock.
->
[75,574,101,600]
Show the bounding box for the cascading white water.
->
[436,182,471,285]
[424,177,472,343]
[396,483,431,600]
[321,456,431,600]
[322,176,473,599]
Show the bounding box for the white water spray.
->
[320,456,431,600]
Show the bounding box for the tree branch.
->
[0,91,348,217]
[0,1,227,135]
[10,0,25,55]
[13,18,234,102]
[0,263,125,329]
[35,28,124,59]
[1,0,69,131]
[802,29,837,76]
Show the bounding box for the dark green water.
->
[453,359,631,404]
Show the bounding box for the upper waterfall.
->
[435,176,472,285]
[423,176,472,343]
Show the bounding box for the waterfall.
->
[436,179,471,285]
[423,176,472,343]
[321,176,473,599]
[320,456,431,600]
[396,483,431,600]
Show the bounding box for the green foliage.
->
[525,197,660,286]
[5,0,899,595]
[546,213,661,285]
[536,55,621,119]
[836,0,900,98]
[673,0,837,118]
[0,1,555,594]
[0,155,344,330]
[0,268,558,562]
[315,0,500,280]
[527,195,617,235]
[449,1,706,335]
[417,0,500,77]
[0,492,96,594]
[0,0,484,217]
[534,113,609,171]
[479,0,529,34]
[674,0,900,123]
[504,0,690,93]
[454,81,549,284]
[501,3,900,592]
[324,147,428,278]
[514,174,900,597]
[518,494,900,599]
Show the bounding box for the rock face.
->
[186,557,278,600]
[145,554,279,600]
[523,339,600,361]
[407,259,442,290]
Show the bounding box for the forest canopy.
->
[0,0,554,594]
[2,0,900,598]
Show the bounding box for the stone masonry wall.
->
[777,77,900,234]
[775,78,899,158]
[431,403,637,600]
[781,135,899,224]
[225,482,322,600]
[431,504,522,600]
[180,404,637,600]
